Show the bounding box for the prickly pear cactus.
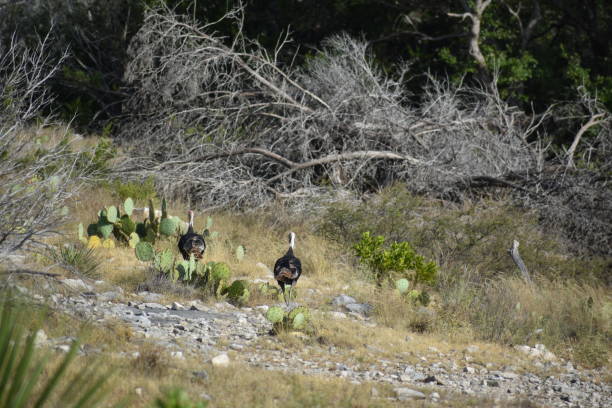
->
[87,236,101,249]
[235,245,245,261]
[135,241,154,262]
[395,278,410,294]
[174,216,187,235]
[265,306,285,323]
[119,215,136,235]
[155,249,174,274]
[210,262,231,282]
[128,232,140,248]
[87,223,98,237]
[123,197,134,217]
[78,223,87,244]
[159,217,177,236]
[177,260,192,281]
[222,280,250,305]
[97,222,114,239]
[106,206,118,223]
[102,239,115,249]
[287,306,310,330]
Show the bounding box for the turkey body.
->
[178,210,206,260]
[273,232,302,303]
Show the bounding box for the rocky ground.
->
[13,274,610,408]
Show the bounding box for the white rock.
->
[34,329,48,347]
[463,366,476,374]
[430,392,440,400]
[62,278,93,292]
[328,311,347,319]
[171,351,185,359]
[171,302,186,310]
[465,345,479,353]
[211,353,230,367]
[394,387,426,401]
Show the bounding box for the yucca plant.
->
[47,244,101,278]
[0,293,113,408]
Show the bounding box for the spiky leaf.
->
[124,197,134,216]
[395,278,410,294]
[135,241,154,262]
[159,217,177,236]
[235,245,245,261]
[106,206,118,223]
[87,236,101,249]
[128,232,140,248]
[266,306,285,323]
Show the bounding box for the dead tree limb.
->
[566,113,605,168]
[508,240,532,284]
[449,0,491,81]
[1,269,61,278]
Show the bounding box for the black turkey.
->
[273,232,302,304]
[178,210,206,260]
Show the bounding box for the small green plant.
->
[135,241,155,262]
[395,278,410,294]
[265,306,312,333]
[0,292,113,408]
[152,388,208,408]
[221,280,250,305]
[235,245,245,261]
[47,244,101,278]
[353,231,438,286]
[266,306,285,324]
[107,176,157,201]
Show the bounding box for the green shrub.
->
[47,243,101,278]
[353,231,437,286]
[105,176,157,202]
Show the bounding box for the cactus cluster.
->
[80,197,184,249]
[265,305,312,333]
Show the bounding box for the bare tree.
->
[0,32,86,255]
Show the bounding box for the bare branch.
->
[508,240,532,284]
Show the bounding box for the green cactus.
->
[161,197,168,219]
[87,223,98,237]
[287,306,310,330]
[119,215,136,235]
[128,232,140,248]
[222,280,250,305]
[77,223,87,244]
[143,223,157,243]
[155,249,174,274]
[106,206,118,223]
[174,216,187,235]
[235,245,245,261]
[177,260,192,281]
[395,278,410,294]
[159,217,177,236]
[135,241,154,262]
[124,197,134,216]
[148,199,156,223]
[210,262,231,282]
[266,306,285,323]
[97,222,114,239]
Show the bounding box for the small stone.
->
[430,392,440,400]
[501,372,519,380]
[465,345,479,353]
[486,379,500,387]
[34,329,48,347]
[134,387,144,397]
[463,366,476,374]
[56,344,71,353]
[394,387,426,401]
[171,302,186,310]
[211,353,230,367]
[331,294,358,306]
[143,302,165,309]
[230,343,244,351]
[62,278,93,292]
[170,351,184,359]
[193,370,209,380]
[328,311,347,319]
[370,387,379,397]
[344,303,373,316]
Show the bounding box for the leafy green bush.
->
[152,388,207,408]
[0,292,112,407]
[353,231,437,286]
[106,176,157,202]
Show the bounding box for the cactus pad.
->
[159,217,177,236]
[87,223,98,237]
[87,236,101,249]
[222,280,250,304]
[210,262,231,282]
[123,197,134,216]
[135,241,154,262]
[155,249,174,274]
[102,239,115,249]
[128,232,140,248]
[265,306,285,323]
[235,245,245,261]
[395,278,410,294]
[106,206,118,223]
[119,215,136,235]
[97,222,114,239]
